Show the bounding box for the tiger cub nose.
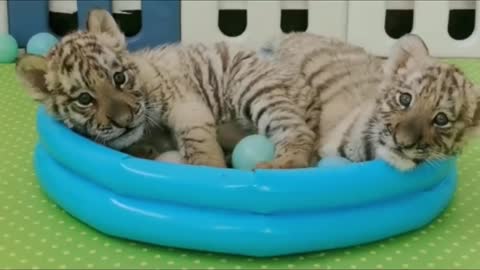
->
[108,112,133,128]
[107,103,134,128]
[393,122,422,149]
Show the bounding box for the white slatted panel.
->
[281,0,307,9]
[347,1,395,56]
[245,1,281,48]
[182,0,281,48]
[218,0,245,9]
[307,0,347,40]
[412,0,480,57]
[181,0,347,48]
[347,0,480,57]
[411,1,450,56]
[182,0,480,57]
[0,0,8,34]
[181,1,244,45]
[112,0,141,13]
[450,0,475,9]
[49,0,77,13]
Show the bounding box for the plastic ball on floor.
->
[0,34,18,63]
[232,135,275,170]
[317,156,352,169]
[26,32,58,57]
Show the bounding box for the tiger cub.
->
[16,9,315,169]
[266,33,480,171]
[123,122,253,167]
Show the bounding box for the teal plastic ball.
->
[0,34,18,63]
[26,32,58,57]
[232,135,275,170]
[317,156,352,168]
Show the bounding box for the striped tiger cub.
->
[15,9,315,169]
[123,122,253,167]
[267,32,480,171]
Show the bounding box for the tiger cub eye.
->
[434,112,449,127]
[113,72,126,86]
[398,92,412,107]
[77,92,94,106]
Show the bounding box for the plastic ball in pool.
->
[27,33,58,57]
[0,34,18,63]
[232,135,275,170]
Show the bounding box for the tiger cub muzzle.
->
[99,98,135,129]
[392,120,430,151]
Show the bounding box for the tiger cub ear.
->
[86,9,126,50]
[384,34,431,78]
[16,54,50,103]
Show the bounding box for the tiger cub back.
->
[268,33,480,171]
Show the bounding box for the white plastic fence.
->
[182,0,480,58]
[181,1,347,48]
[348,0,480,57]
[47,0,141,14]
[2,0,480,57]
[48,0,77,14]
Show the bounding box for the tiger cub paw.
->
[387,158,417,172]
[255,156,309,170]
[189,156,227,168]
[376,147,417,172]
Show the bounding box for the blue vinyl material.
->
[77,0,111,31]
[125,0,180,50]
[7,0,49,47]
[34,107,457,256]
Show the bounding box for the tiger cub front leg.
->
[169,101,226,168]
[244,96,315,169]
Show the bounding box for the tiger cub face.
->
[16,10,147,149]
[374,34,480,164]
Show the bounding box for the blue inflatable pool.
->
[34,107,457,257]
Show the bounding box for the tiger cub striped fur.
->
[123,122,253,167]
[16,9,315,169]
[266,33,480,171]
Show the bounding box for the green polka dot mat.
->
[1,60,480,269]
